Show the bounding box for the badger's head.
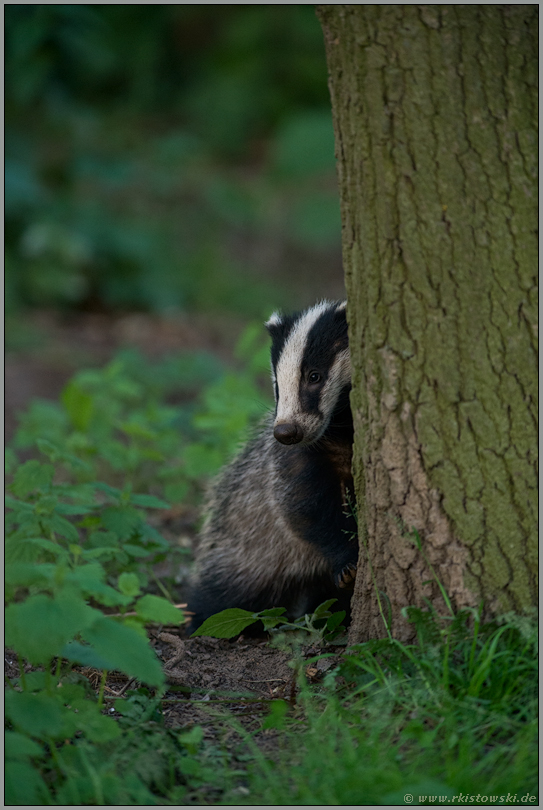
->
[265,300,351,446]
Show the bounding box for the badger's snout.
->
[273,423,304,445]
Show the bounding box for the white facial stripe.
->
[274,301,330,425]
[320,348,351,423]
[295,349,349,443]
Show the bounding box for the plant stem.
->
[17,654,27,691]
[98,669,108,709]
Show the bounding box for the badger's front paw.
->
[336,562,357,589]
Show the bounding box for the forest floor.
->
[5,628,337,755]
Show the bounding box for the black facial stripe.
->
[301,304,348,378]
[299,382,323,416]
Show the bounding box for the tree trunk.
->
[317,4,538,643]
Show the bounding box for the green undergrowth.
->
[188,601,538,805]
[5,347,538,805]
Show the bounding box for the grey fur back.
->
[194,416,330,604]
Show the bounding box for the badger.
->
[188,300,358,631]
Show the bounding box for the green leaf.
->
[81,547,123,562]
[55,683,121,742]
[191,608,259,639]
[259,607,287,630]
[68,561,105,584]
[99,440,131,470]
[122,543,152,558]
[129,493,170,509]
[82,616,164,687]
[5,447,18,476]
[16,537,68,559]
[178,725,204,754]
[101,505,141,537]
[325,611,346,635]
[18,672,49,692]
[36,438,92,472]
[5,690,66,738]
[119,419,158,440]
[260,607,287,617]
[5,731,43,761]
[262,699,288,730]
[5,562,56,588]
[118,571,141,597]
[93,481,123,502]
[87,529,120,548]
[11,459,54,498]
[34,494,58,515]
[56,503,95,515]
[141,523,169,549]
[5,761,49,806]
[5,495,34,513]
[123,616,148,638]
[312,599,338,618]
[60,641,117,671]
[66,564,132,607]
[61,380,94,431]
[71,702,121,743]
[14,400,68,450]
[135,594,183,625]
[5,593,100,664]
[50,512,80,542]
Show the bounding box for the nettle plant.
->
[5,334,272,804]
[5,456,181,803]
[12,338,270,504]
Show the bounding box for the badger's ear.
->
[334,301,348,327]
[265,311,283,335]
[331,301,349,350]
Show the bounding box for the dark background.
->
[5,4,345,436]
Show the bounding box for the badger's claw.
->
[337,563,357,589]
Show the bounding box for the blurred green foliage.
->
[5,5,341,319]
[11,326,272,512]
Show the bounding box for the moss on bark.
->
[317,4,537,641]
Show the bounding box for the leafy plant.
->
[191,599,347,645]
[12,338,271,507]
[4,334,277,804]
[4,459,182,804]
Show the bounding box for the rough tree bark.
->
[317,5,538,642]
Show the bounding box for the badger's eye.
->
[308,371,321,384]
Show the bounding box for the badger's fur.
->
[188,300,358,630]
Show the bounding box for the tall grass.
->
[234,605,538,805]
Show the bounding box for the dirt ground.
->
[5,628,340,788]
